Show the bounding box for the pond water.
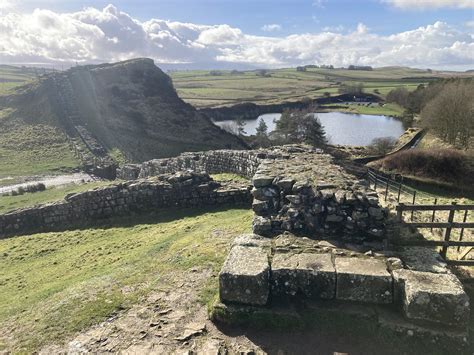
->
[214,112,405,146]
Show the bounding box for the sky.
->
[0,0,473,70]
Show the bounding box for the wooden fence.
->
[395,203,474,265]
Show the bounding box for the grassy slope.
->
[0,67,80,178]
[0,181,113,214]
[0,117,80,179]
[170,67,470,108]
[0,66,36,95]
[0,207,253,352]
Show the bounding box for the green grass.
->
[0,181,113,214]
[210,173,250,183]
[320,103,404,116]
[0,207,253,352]
[170,67,469,108]
[0,123,80,178]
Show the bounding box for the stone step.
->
[393,269,470,327]
[219,244,270,306]
[335,257,393,304]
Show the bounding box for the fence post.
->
[397,181,402,202]
[441,202,456,260]
[397,203,404,222]
[410,191,417,221]
[431,198,437,233]
[458,210,469,252]
[385,177,389,201]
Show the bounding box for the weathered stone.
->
[251,187,278,201]
[398,247,448,274]
[252,199,268,215]
[285,195,302,205]
[393,269,470,327]
[271,252,336,299]
[335,257,393,304]
[232,234,271,249]
[219,246,270,306]
[252,175,275,188]
[368,207,384,219]
[252,216,272,235]
[326,214,344,223]
[275,178,296,192]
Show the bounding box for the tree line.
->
[386,78,473,149]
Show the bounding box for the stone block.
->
[253,216,272,235]
[335,257,393,304]
[271,252,336,299]
[232,234,271,249]
[252,175,275,188]
[393,269,470,327]
[252,199,268,215]
[219,245,270,306]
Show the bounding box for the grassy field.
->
[0,206,253,352]
[0,116,80,179]
[170,66,469,108]
[0,181,113,214]
[0,65,38,95]
[319,102,404,116]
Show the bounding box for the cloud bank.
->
[383,0,474,9]
[0,4,473,70]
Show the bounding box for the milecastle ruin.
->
[0,145,470,351]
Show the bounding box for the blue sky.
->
[12,0,474,35]
[1,0,473,69]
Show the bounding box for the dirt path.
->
[39,267,263,355]
[38,266,412,355]
[0,173,97,194]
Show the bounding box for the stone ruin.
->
[250,146,386,241]
[0,144,470,350]
[0,171,250,238]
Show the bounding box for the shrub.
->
[374,148,468,182]
[368,137,397,155]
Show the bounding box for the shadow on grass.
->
[0,203,252,240]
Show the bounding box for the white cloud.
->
[312,0,327,8]
[261,24,282,32]
[383,0,474,9]
[0,5,472,70]
[465,20,474,28]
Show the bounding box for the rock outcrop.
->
[1,58,247,166]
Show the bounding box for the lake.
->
[214,112,405,146]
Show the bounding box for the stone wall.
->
[0,172,251,239]
[250,146,387,241]
[119,145,388,242]
[117,149,270,180]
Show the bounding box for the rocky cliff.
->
[0,58,246,165]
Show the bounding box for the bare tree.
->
[421,81,473,149]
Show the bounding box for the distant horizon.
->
[0,1,473,71]
[1,60,473,74]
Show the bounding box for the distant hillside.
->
[0,59,246,176]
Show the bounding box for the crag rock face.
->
[2,58,246,163]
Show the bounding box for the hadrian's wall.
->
[117,149,268,180]
[120,145,388,242]
[0,172,251,239]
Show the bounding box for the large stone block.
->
[271,252,336,299]
[336,257,393,304]
[232,233,271,249]
[219,245,270,306]
[393,269,470,327]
